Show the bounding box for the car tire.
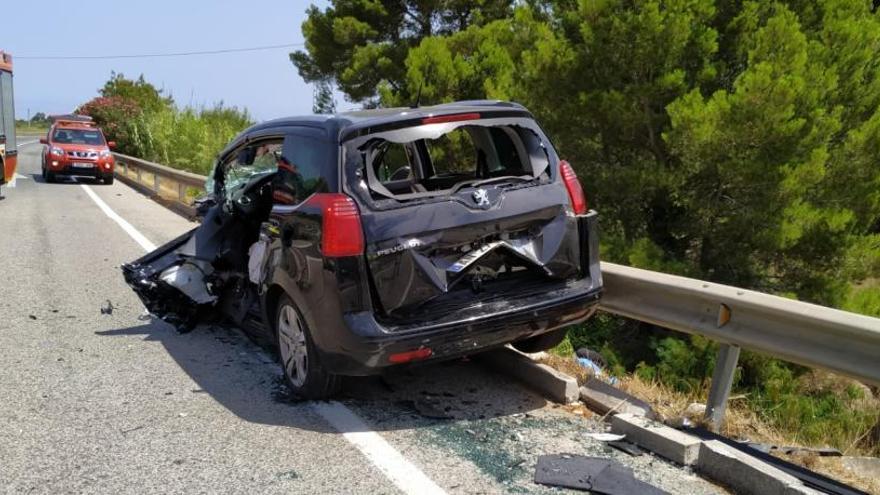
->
[45,171,55,183]
[275,295,340,399]
[511,328,568,353]
[104,175,114,185]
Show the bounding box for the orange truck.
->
[0,51,16,196]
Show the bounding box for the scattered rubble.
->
[100,299,114,315]
[586,433,626,442]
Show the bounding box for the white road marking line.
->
[7,173,29,188]
[6,141,39,187]
[80,184,157,251]
[79,182,447,495]
[311,402,447,495]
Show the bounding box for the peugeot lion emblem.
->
[472,188,490,207]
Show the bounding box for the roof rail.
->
[434,100,526,110]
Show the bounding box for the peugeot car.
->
[123,101,603,398]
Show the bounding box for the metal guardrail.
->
[112,152,207,216]
[598,261,880,428]
[107,150,880,429]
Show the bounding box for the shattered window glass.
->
[222,141,282,197]
[351,120,550,202]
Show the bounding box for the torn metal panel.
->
[364,204,583,318]
[534,454,668,494]
[159,261,217,304]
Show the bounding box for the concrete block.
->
[610,413,701,465]
[480,347,579,403]
[580,377,656,418]
[696,440,816,495]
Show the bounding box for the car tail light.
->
[305,193,365,257]
[559,160,587,215]
[421,113,480,125]
[389,348,433,364]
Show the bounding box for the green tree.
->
[100,72,173,113]
[313,80,337,114]
[367,0,880,305]
[291,0,515,106]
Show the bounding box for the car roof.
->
[218,100,534,160]
[242,100,531,138]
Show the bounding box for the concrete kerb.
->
[609,414,824,495]
[610,413,702,466]
[478,347,579,404]
[696,440,823,495]
[580,377,657,419]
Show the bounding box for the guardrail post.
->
[178,182,186,202]
[136,166,142,183]
[121,161,127,176]
[153,174,160,193]
[704,343,741,432]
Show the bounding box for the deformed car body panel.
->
[122,201,260,331]
[121,101,604,378]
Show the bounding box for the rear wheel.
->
[511,328,568,353]
[276,295,340,399]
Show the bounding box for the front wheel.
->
[103,175,114,185]
[276,295,340,399]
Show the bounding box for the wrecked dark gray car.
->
[123,101,603,398]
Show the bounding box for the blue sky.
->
[5,0,350,122]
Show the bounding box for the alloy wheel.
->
[278,304,308,388]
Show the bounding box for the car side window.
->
[219,140,283,198]
[272,132,330,205]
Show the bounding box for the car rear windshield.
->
[347,118,552,202]
[53,128,105,146]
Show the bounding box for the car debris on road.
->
[534,454,668,494]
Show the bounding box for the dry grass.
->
[537,353,880,494]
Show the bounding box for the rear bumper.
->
[323,282,601,375]
[320,212,604,375]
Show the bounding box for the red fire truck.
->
[0,51,17,198]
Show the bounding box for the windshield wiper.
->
[449,175,533,195]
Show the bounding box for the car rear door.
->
[342,114,590,321]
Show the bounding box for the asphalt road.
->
[0,141,725,494]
